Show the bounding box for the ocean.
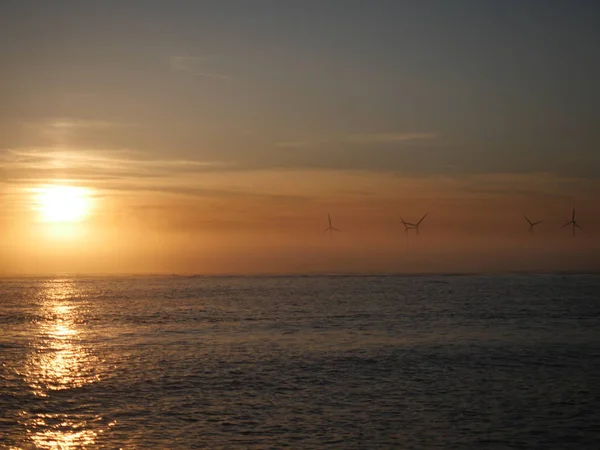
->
[1,275,599,449]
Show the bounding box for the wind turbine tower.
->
[324,213,341,237]
[561,208,581,237]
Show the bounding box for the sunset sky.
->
[1,1,599,274]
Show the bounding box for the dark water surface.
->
[1,275,599,449]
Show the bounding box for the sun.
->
[34,185,93,223]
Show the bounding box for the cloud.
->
[169,55,211,71]
[0,148,229,190]
[346,133,437,144]
[459,172,599,198]
[0,147,319,222]
[4,147,593,203]
[44,119,136,130]
[168,55,230,80]
[277,132,437,148]
[1,147,224,170]
[17,119,138,141]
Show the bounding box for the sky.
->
[1,0,599,275]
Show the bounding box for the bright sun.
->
[34,185,92,223]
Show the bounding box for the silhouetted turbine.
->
[400,213,428,235]
[561,208,581,237]
[324,213,341,237]
[523,214,543,233]
[399,217,413,234]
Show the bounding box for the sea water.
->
[1,275,599,449]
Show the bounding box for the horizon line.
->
[2,270,600,279]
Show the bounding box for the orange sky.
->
[1,165,598,275]
[1,2,599,275]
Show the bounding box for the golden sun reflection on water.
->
[19,411,102,450]
[25,281,100,395]
[20,279,112,449]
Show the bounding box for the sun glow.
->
[34,185,92,223]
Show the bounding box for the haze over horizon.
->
[1,1,599,275]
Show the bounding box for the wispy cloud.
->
[168,55,230,80]
[1,148,219,169]
[44,119,137,130]
[18,118,138,140]
[460,172,599,198]
[0,148,316,219]
[169,55,211,71]
[346,133,437,144]
[0,148,229,190]
[277,132,436,149]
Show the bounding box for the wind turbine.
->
[399,217,413,234]
[561,208,581,237]
[324,213,340,237]
[523,214,543,233]
[400,213,428,235]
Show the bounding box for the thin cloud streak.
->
[277,132,437,148]
[19,119,138,132]
[169,55,212,71]
[168,55,230,80]
[1,148,224,170]
[0,148,230,193]
[46,120,136,129]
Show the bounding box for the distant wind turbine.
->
[400,213,428,235]
[324,213,340,237]
[523,215,543,233]
[561,208,581,237]
[399,217,412,234]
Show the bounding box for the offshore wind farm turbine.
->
[561,208,581,237]
[400,213,428,235]
[399,217,413,234]
[523,215,543,233]
[324,213,341,237]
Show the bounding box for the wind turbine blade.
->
[417,213,428,225]
[572,208,576,221]
[533,221,544,225]
[561,222,570,228]
[575,223,582,230]
[524,215,533,225]
[332,227,341,232]
[328,214,332,227]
